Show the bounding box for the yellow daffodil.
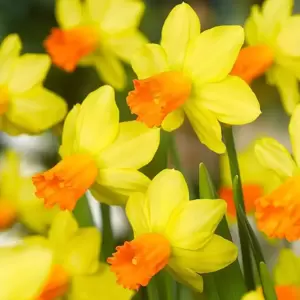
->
[108,169,237,292]
[241,286,300,300]
[24,211,133,300]
[254,104,300,241]
[0,151,58,233]
[0,243,53,300]
[126,2,260,153]
[219,143,281,221]
[231,0,300,114]
[32,85,160,210]
[0,34,67,135]
[44,0,146,90]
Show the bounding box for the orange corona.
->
[0,87,9,115]
[32,154,98,211]
[108,233,171,290]
[44,27,98,72]
[127,71,192,128]
[0,201,17,229]
[230,45,274,83]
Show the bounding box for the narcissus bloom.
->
[0,151,58,233]
[219,143,281,220]
[254,104,300,241]
[24,211,133,300]
[0,244,53,300]
[33,85,160,210]
[241,286,300,300]
[44,0,146,90]
[0,34,67,135]
[231,0,300,114]
[126,2,260,153]
[108,169,237,291]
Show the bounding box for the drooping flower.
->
[126,2,260,153]
[32,85,160,210]
[219,143,281,221]
[44,0,146,90]
[231,0,300,115]
[254,104,300,241]
[108,169,237,291]
[0,151,58,233]
[21,211,134,300]
[0,34,67,135]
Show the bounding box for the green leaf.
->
[259,262,277,300]
[199,163,247,300]
[73,194,94,227]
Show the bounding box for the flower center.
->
[107,233,171,290]
[44,26,98,72]
[0,201,17,229]
[38,265,69,300]
[32,153,98,211]
[219,184,263,218]
[0,87,9,116]
[230,45,274,84]
[255,176,300,241]
[127,71,192,128]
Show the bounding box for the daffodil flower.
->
[125,2,260,153]
[22,211,133,300]
[254,104,300,241]
[44,0,146,90]
[108,169,237,292]
[0,34,67,135]
[0,244,53,300]
[219,143,281,221]
[0,151,58,233]
[231,0,300,114]
[32,85,160,210]
[241,286,300,300]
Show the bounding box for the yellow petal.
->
[7,86,67,134]
[76,85,119,154]
[0,245,53,300]
[126,192,150,236]
[8,54,50,94]
[85,0,110,23]
[161,109,185,132]
[70,264,134,300]
[92,169,150,205]
[56,0,83,29]
[146,169,189,232]
[104,31,148,63]
[90,184,127,206]
[167,262,203,292]
[171,234,238,273]
[161,2,200,69]
[244,5,264,45]
[59,104,81,158]
[99,0,145,34]
[289,104,300,166]
[242,291,264,300]
[131,43,169,79]
[267,66,300,115]
[254,137,297,178]
[199,76,261,125]
[0,34,21,85]
[97,121,160,169]
[166,200,226,249]
[184,26,244,84]
[274,249,300,286]
[184,100,225,153]
[63,228,101,276]
[94,53,126,90]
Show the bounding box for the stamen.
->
[108,233,171,290]
[127,71,192,128]
[230,45,274,83]
[32,154,98,211]
[219,184,263,218]
[38,265,69,300]
[0,201,17,229]
[44,27,98,72]
[255,176,300,241]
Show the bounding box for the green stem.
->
[100,203,114,261]
[147,279,160,300]
[223,125,255,291]
[73,194,94,227]
[169,132,183,171]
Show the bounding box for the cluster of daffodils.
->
[1,0,300,299]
